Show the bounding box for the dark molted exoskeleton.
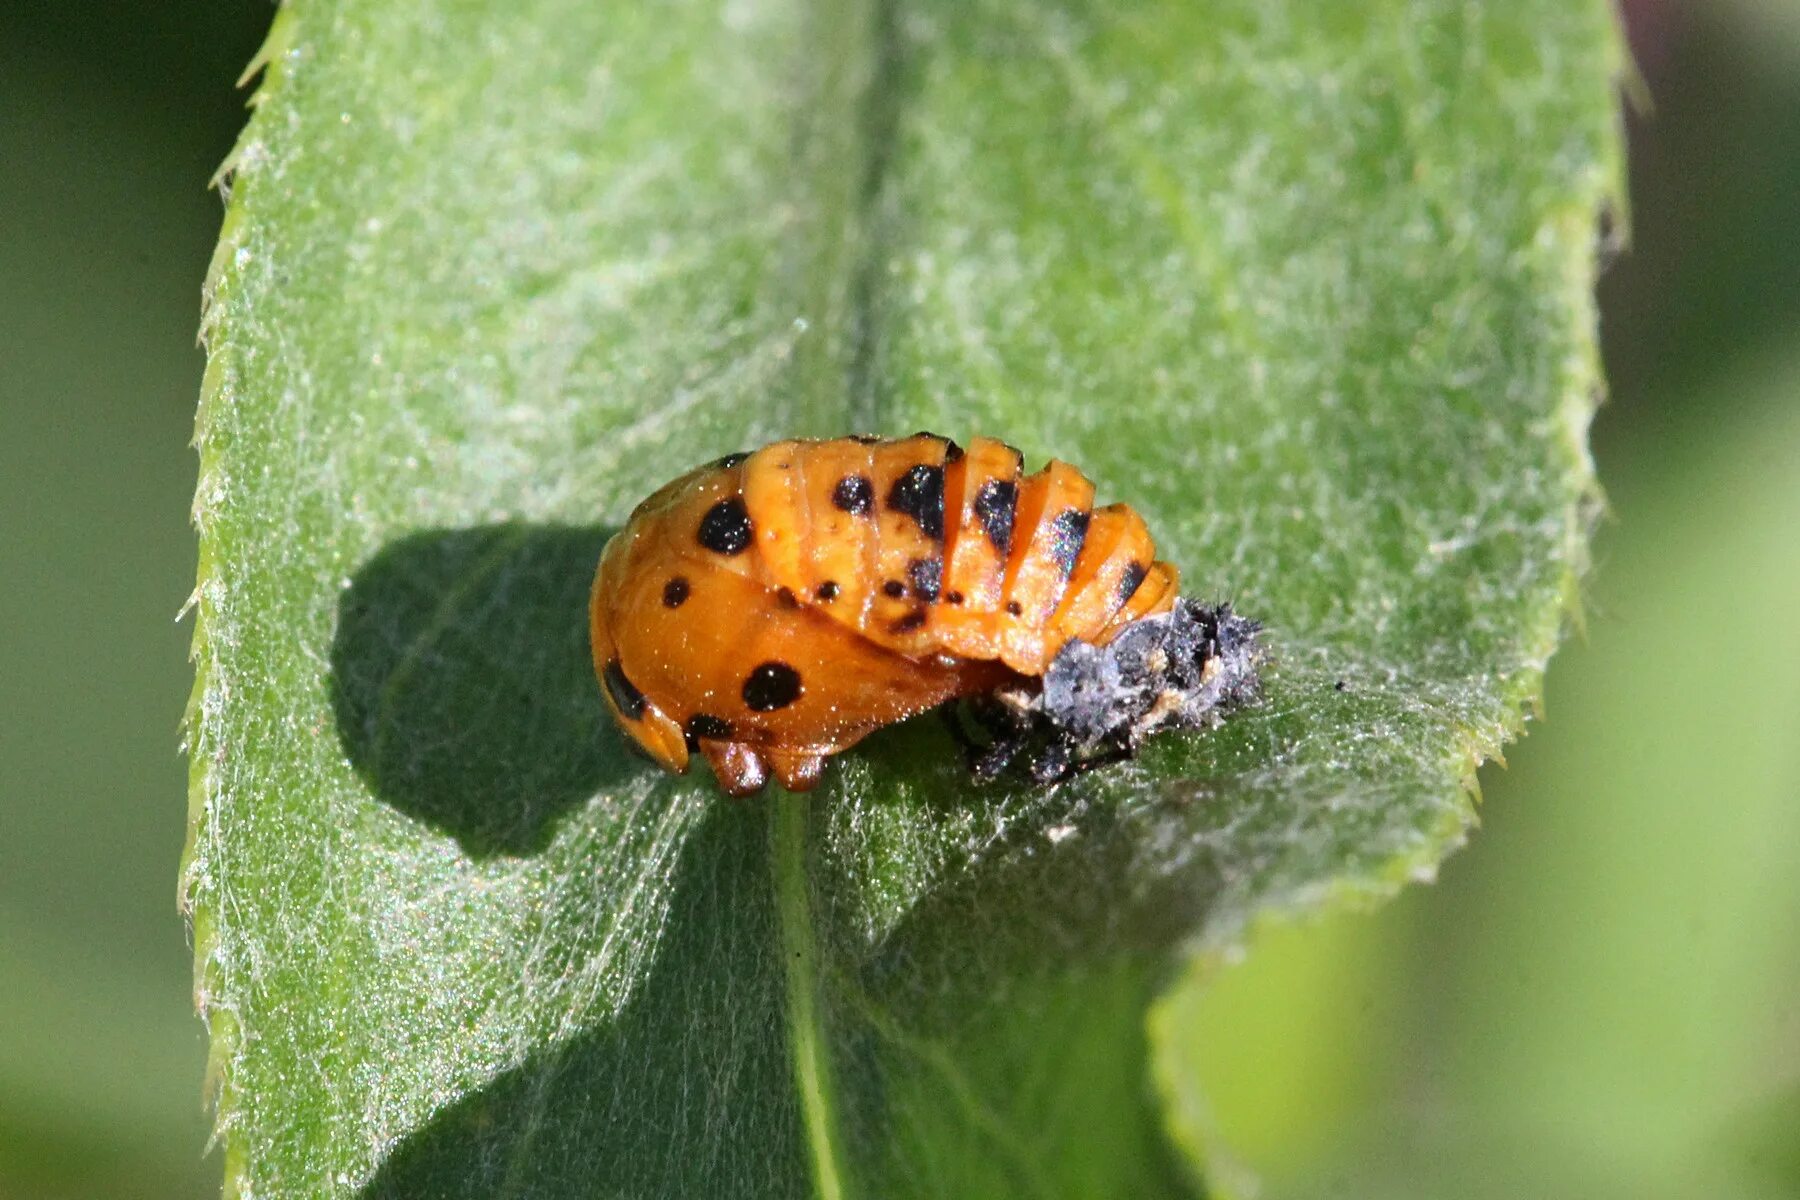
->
[948,599,1263,784]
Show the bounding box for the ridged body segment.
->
[591,433,1180,795]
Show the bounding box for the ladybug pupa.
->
[590,433,1262,796]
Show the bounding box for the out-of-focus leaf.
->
[186,1,1621,1195]
[0,26,264,1199]
[1164,350,1800,1200]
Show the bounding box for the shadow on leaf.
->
[330,523,642,857]
[355,798,811,1199]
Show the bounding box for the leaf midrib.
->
[775,794,847,1200]
[781,0,890,437]
[775,0,894,1192]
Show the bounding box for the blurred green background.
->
[0,2,1793,1197]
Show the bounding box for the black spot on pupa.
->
[849,434,882,445]
[775,586,799,609]
[972,479,1017,555]
[1046,508,1090,575]
[1116,561,1149,604]
[697,496,753,555]
[945,590,965,605]
[889,608,928,634]
[943,440,965,463]
[1007,600,1024,616]
[832,474,874,516]
[742,662,803,712]
[883,579,906,599]
[711,451,750,469]
[662,577,690,608]
[907,557,942,602]
[685,712,734,740]
[887,464,945,539]
[815,580,840,603]
[602,659,646,720]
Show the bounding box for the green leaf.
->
[1158,346,1800,1200]
[186,1,1622,1196]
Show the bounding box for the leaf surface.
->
[187,1,1622,1195]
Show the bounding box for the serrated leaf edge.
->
[1142,10,1631,1192]
[183,6,300,1198]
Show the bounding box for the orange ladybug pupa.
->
[590,433,1261,796]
